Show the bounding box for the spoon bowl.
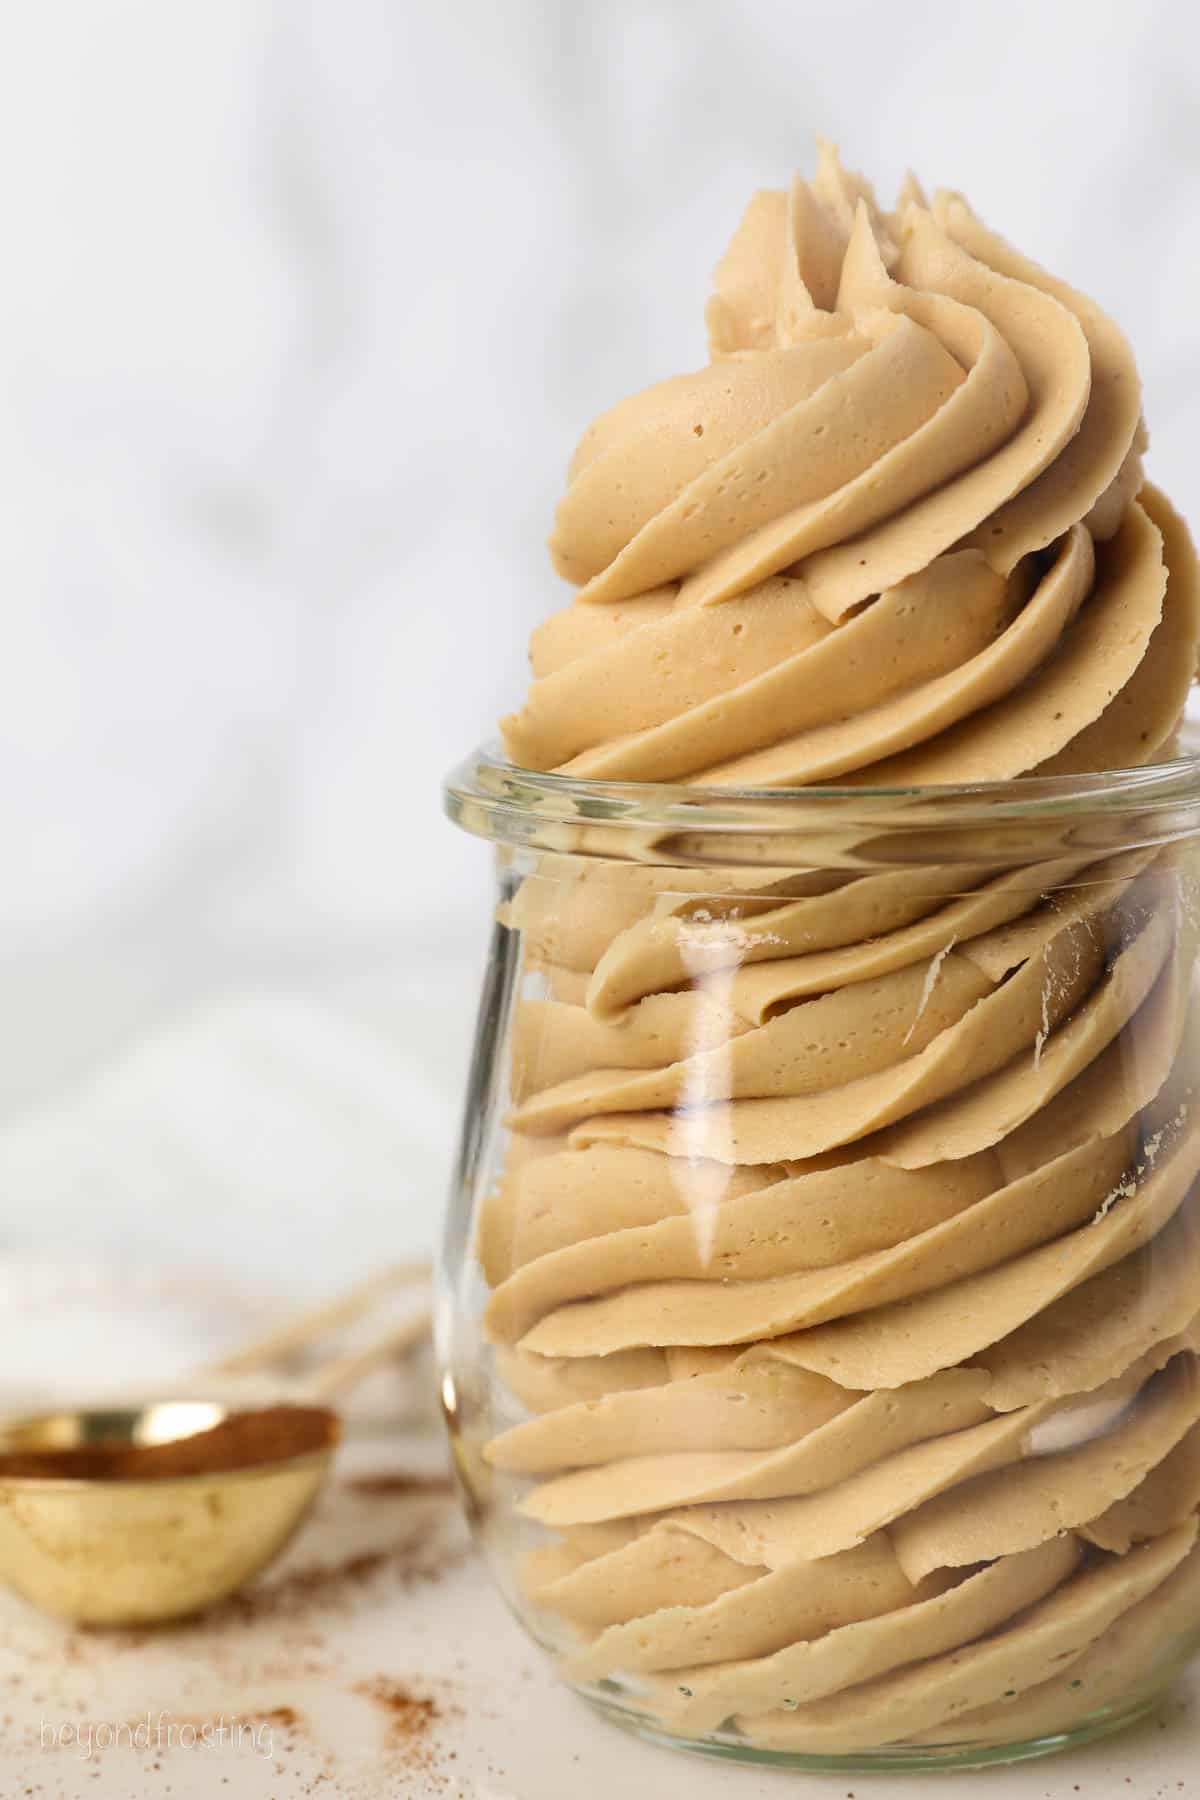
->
[0,1399,338,1626]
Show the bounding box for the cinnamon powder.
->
[346,1470,453,1498]
[0,1406,339,1481]
[355,1676,442,1739]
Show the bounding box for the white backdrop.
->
[2,0,1197,1293]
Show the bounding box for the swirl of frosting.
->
[502,143,1197,789]
[479,145,1200,1754]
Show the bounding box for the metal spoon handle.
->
[303,1310,434,1402]
[201,1260,431,1377]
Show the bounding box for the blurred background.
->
[2,0,1197,1298]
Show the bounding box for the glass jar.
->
[440,743,1200,1774]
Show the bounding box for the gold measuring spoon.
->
[0,1265,431,1626]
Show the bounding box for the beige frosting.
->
[482,144,1200,1755]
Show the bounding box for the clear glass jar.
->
[440,743,1200,1774]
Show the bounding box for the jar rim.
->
[445,732,1200,856]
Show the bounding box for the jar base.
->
[572,1679,1171,1775]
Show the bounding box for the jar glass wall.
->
[440,745,1200,1773]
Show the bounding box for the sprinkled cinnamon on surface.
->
[346,1471,453,1498]
[350,1675,466,1792]
[217,1524,470,1626]
[255,1704,302,1731]
[259,1551,388,1599]
[354,1676,440,1738]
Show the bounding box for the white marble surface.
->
[2,5,1200,1793]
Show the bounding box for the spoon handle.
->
[303,1310,434,1402]
[201,1260,431,1377]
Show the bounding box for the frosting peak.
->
[506,144,1196,790]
